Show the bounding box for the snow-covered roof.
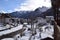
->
[1,38,14,40]
[0,25,23,36]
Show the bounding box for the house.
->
[46,16,54,21]
[0,13,25,40]
[0,13,10,26]
[36,17,47,24]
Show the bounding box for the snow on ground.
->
[20,36,30,40]
[1,38,14,40]
[0,24,14,30]
[27,25,31,28]
[21,23,54,40]
[0,24,23,36]
[0,23,54,40]
[17,23,54,40]
[20,27,31,40]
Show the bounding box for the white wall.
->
[5,18,10,23]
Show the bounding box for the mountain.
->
[1,7,53,19]
[10,11,33,19]
[34,6,48,17]
[35,6,48,12]
[41,8,54,17]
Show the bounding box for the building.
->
[36,17,47,27]
[46,16,54,21]
[0,14,25,40]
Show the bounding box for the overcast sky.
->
[0,0,52,13]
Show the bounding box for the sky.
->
[0,0,52,13]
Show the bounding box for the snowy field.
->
[20,24,54,40]
[1,23,54,40]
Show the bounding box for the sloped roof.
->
[0,13,12,18]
